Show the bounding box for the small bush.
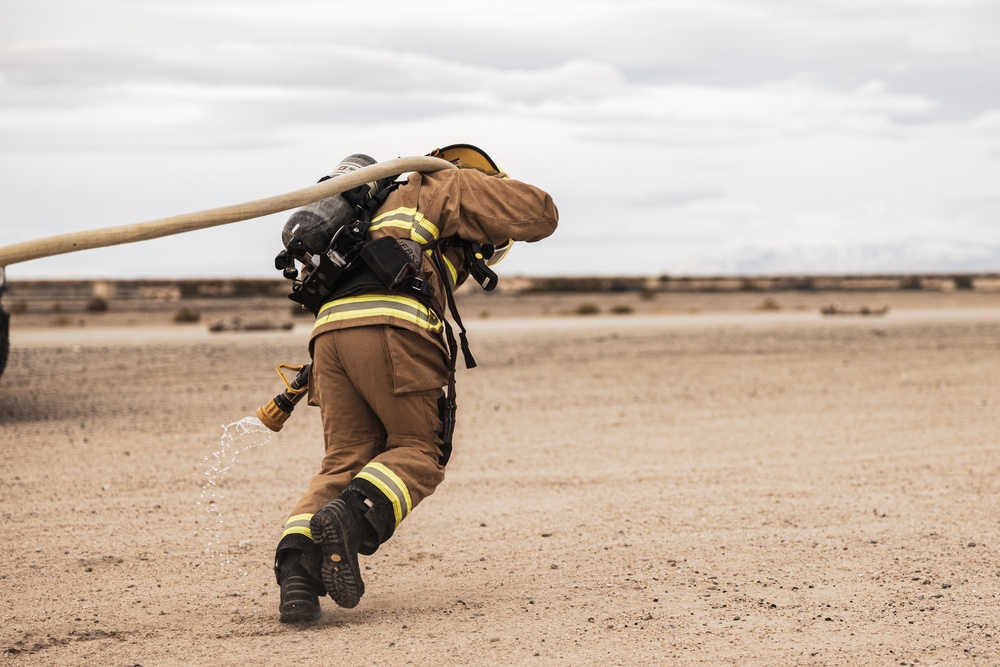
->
[173,308,202,324]
[610,304,634,315]
[954,276,974,290]
[86,297,109,313]
[755,297,781,311]
[575,303,600,316]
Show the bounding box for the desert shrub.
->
[9,299,28,314]
[86,297,109,313]
[610,304,634,315]
[575,303,600,316]
[954,276,974,290]
[755,297,781,311]
[173,308,202,324]
[52,316,72,327]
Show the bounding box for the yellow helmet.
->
[428,143,513,264]
[486,240,512,266]
[428,143,501,175]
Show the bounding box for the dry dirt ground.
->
[1,290,999,666]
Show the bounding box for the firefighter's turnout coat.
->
[281,168,558,545]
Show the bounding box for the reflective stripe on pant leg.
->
[354,462,413,528]
[281,513,314,541]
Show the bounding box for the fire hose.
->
[0,155,456,381]
[0,155,455,268]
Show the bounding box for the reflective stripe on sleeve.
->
[355,462,413,528]
[370,206,441,245]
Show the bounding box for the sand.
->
[1,290,999,666]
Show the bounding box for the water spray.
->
[196,416,272,568]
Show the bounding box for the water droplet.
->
[196,416,271,570]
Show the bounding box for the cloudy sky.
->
[1,0,998,280]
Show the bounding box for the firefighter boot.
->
[309,491,379,609]
[274,535,325,623]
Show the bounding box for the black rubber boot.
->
[310,495,370,609]
[274,537,325,623]
[342,480,397,556]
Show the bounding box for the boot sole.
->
[311,502,364,609]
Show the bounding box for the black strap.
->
[423,242,483,456]
[348,180,401,242]
[431,244,476,370]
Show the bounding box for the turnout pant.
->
[280,325,449,545]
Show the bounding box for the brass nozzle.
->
[256,399,291,432]
[256,362,311,432]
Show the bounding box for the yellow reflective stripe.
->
[422,248,458,287]
[282,513,314,540]
[370,206,418,226]
[370,206,440,244]
[442,254,458,286]
[313,294,442,332]
[411,217,440,245]
[355,462,412,528]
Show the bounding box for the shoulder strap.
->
[421,242,481,458]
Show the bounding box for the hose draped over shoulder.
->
[0,156,456,268]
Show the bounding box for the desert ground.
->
[1,287,999,666]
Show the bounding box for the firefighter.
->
[274,145,558,623]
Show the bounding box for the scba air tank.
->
[281,153,381,254]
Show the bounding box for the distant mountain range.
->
[674,238,1000,276]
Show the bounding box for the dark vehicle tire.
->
[0,305,9,380]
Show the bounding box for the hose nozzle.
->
[256,363,311,432]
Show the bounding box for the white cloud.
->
[0,0,998,280]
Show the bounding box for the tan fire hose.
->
[0,155,456,268]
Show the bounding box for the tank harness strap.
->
[413,240,479,460]
[350,180,402,234]
[433,243,476,370]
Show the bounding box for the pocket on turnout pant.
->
[383,326,450,395]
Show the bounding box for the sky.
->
[1,0,999,280]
